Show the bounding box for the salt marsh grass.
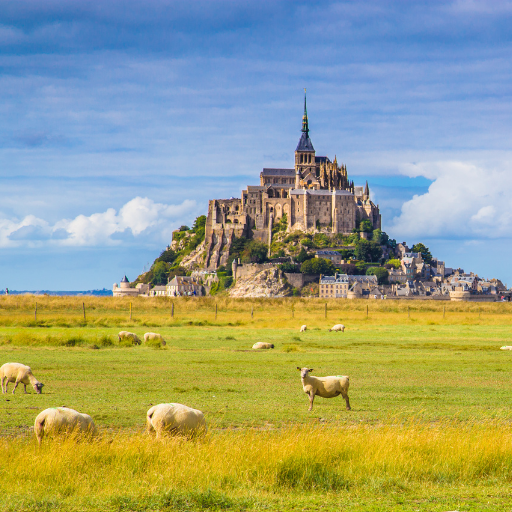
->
[2,423,512,511]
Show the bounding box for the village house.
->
[166,276,204,297]
[315,250,342,264]
[113,276,150,297]
[319,274,378,299]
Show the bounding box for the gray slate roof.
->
[296,132,315,152]
[261,168,295,176]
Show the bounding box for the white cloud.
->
[390,160,512,239]
[0,197,197,248]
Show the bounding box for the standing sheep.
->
[118,331,141,345]
[144,332,166,346]
[34,407,97,445]
[0,363,44,394]
[300,325,307,332]
[252,342,274,350]
[329,324,345,332]
[297,367,351,411]
[147,403,207,439]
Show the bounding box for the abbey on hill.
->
[205,94,381,269]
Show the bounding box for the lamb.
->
[147,403,207,439]
[252,342,274,350]
[300,325,307,332]
[144,332,166,346]
[329,324,345,332]
[0,363,44,394]
[118,331,141,345]
[34,407,97,445]
[297,367,351,412]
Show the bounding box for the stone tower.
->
[294,90,316,188]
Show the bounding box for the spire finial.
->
[302,89,309,135]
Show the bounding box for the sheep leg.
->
[1,378,5,393]
[308,392,315,411]
[12,380,20,394]
[23,383,27,394]
[342,392,351,411]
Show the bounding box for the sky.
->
[2,0,512,290]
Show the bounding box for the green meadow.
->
[1,296,512,511]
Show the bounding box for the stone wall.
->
[283,273,318,289]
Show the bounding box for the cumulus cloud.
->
[390,160,512,240]
[0,197,197,248]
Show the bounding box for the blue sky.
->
[2,0,512,289]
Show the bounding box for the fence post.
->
[292,304,294,318]
[171,302,174,318]
[215,303,217,320]
[408,306,410,319]
[251,305,254,319]
[130,302,132,321]
[325,303,327,319]
[83,302,86,321]
[35,302,37,322]
[366,304,368,318]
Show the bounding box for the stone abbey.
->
[205,93,381,269]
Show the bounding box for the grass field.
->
[1,296,512,511]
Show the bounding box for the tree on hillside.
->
[152,261,168,285]
[156,248,176,264]
[372,229,389,246]
[300,257,335,275]
[241,240,268,264]
[339,263,358,275]
[412,243,432,264]
[295,247,313,264]
[366,266,389,285]
[354,239,382,262]
[359,219,373,232]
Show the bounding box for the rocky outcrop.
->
[180,241,206,269]
[229,268,291,298]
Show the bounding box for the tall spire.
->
[302,88,309,135]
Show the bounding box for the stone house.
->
[113,276,150,297]
[315,250,342,264]
[167,276,203,297]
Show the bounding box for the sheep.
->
[147,403,207,439]
[300,325,307,332]
[144,332,166,346]
[500,346,512,350]
[118,331,141,345]
[297,367,351,412]
[34,407,97,445]
[329,324,345,332]
[252,342,274,350]
[0,363,44,394]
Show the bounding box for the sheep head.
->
[34,382,44,394]
[297,367,313,378]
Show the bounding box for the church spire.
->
[302,88,309,135]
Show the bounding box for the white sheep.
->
[34,407,97,445]
[144,332,166,346]
[0,363,44,394]
[300,325,307,332]
[297,367,351,412]
[500,346,512,350]
[147,403,207,439]
[329,324,345,332]
[118,331,141,345]
[252,342,274,350]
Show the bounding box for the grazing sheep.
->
[329,324,345,332]
[300,325,307,332]
[297,367,351,412]
[144,332,166,346]
[34,407,97,445]
[252,342,274,350]
[118,331,141,345]
[0,363,44,394]
[147,403,207,439]
[500,346,512,350]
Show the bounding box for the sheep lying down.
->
[252,342,274,350]
[147,403,207,439]
[34,407,97,444]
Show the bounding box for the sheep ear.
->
[296,367,301,370]
[309,369,314,373]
